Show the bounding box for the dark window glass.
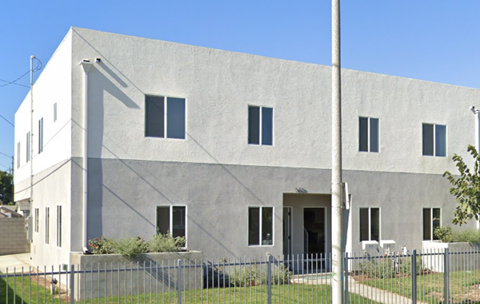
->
[370,118,379,152]
[172,206,186,238]
[423,124,434,156]
[248,107,260,144]
[261,107,273,145]
[248,207,260,245]
[435,125,446,157]
[432,208,441,240]
[146,96,165,137]
[262,207,273,245]
[359,117,368,152]
[423,208,431,240]
[156,206,170,234]
[370,208,380,241]
[54,103,57,122]
[359,208,369,241]
[167,98,186,139]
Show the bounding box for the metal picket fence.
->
[1,248,480,304]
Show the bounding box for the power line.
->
[0,57,43,89]
[0,114,14,127]
[0,152,12,158]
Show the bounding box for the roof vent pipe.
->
[80,59,94,253]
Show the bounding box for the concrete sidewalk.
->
[0,253,33,273]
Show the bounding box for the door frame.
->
[283,206,293,257]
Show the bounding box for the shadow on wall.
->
[72,28,293,256]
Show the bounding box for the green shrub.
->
[111,236,148,258]
[148,234,185,253]
[452,229,480,243]
[398,257,424,275]
[434,226,454,243]
[360,258,395,279]
[434,226,480,243]
[227,261,291,287]
[88,237,113,254]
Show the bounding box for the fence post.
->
[267,255,272,304]
[70,264,75,304]
[412,250,417,304]
[344,252,349,304]
[444,249,449,304]
[177,259,182,304]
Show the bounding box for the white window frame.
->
[248,105,274,146]
[359,207,381,242]
[34,208,39,233]
[26,132,30,162]
[17,142,20,168]
[422,123,447,157]
[57,205,62,247]
[45,207,50,245]
[38,117,44,153]
[423,207,441,241]
[53,103,57,122]
[248,206,274,247]
[145,95,187,140]
[359,116,379,153]
[155,205,187,248]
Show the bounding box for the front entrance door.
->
[283,207,292,257]
[303,208,326,255]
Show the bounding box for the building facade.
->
[14,27,480,267]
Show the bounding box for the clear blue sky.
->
[1,0,480,172]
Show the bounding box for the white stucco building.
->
[14,27,480,268]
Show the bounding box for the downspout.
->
[476,110,480,231]
[30,56,35,208]
[80,60,94,252]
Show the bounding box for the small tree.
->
[0,170,13,205]
[444,145,480,225]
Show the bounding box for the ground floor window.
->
[423,208,441,241]
[156,206,186,238]
[45,207,50,244]
[359,208,380,241]
[34,208,39,233]
[248,207,273,246]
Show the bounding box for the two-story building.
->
[14,27,480,268]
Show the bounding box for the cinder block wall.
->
[0,218,30,255]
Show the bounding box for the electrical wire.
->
[0,57,43,89]
[0,152,12,158]
[0,114,14,127]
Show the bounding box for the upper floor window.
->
[34,208,39,233]
[423,208,441,241]
[53,103,57,122]
[145,96,186,139]
[422,123,446,157]
[248,106,273,145]
[26,132,30,162]
[38,118,44,153]
[359,117,379,152]
[16,142,20,168]
[359,207,380,241]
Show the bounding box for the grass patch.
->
[356,269,480,304]
[1,273,381,304]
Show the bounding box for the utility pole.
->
[331,0,343,304]
[30,55,35,207]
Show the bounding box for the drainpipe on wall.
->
[476,110,480,230]
[471,106,480,230]
[80,59,94,252]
